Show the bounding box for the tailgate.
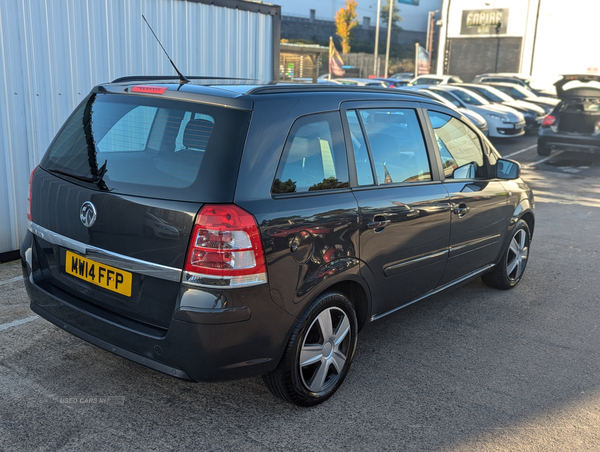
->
[29,169,200,330]
[28,90,250,330]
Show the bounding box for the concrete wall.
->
[0,0,279,258]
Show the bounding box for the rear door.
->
[423,108,510,285]
[31,91,251,330]
[342,101,452,318]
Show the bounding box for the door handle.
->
[367,217,390,232]
[452,204,470,218]
[367,220,390,229]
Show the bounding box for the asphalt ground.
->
[1,133,600,451]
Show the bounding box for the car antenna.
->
[142,14,189,85]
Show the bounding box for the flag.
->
[417,45,430,75]
[329,37,345,77]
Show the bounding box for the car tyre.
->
[537,144,551,156]
[482,219,531,290]
[263,291,358,407]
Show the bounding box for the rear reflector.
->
[131,85,168,94]
[183,204,267,288]
[542,115,556,127]
[27,167,36,221]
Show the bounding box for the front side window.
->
[273,112,349,194]
[427,111,485,179]
[358,108,431,184]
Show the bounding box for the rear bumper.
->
[538,131,600,154]
[524,115,544,130]
[21,232,295,382]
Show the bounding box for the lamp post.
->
[494,19,502,72]
[426,10,439,56]
[373,0,381,76]
[384,0,393,77]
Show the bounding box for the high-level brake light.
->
[131,85,168,94]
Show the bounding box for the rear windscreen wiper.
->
[47,167,110,191]
[48,168,98,183]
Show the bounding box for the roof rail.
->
[248,84,435,100]
[111,75,258,83]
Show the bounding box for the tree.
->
[381,0,402,30]
[334,0,359,54]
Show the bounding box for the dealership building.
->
[436,0,599,87]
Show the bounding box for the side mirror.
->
[496,158,521,180]
[452,162,477,179]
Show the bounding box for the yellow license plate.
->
[66,251,132,297]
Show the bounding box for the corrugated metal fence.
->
[0,0,278,257]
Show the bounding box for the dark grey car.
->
[22,79,535,406]
[538,74,600,156]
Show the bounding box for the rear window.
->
[40,93,251,202]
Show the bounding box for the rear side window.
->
[358,108,431,184]
[427,111,485,179]
[40,93,250,202]
[346,110,374,186]
[272,112,349,194]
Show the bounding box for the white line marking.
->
[0,276,23,287]
[527,151,563,168]
[0,315,40,332]
[503,144,537,159]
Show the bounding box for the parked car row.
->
[319,73,560,140]
[409,72,600,157]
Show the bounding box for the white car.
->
[409,74,463,86]
[317,75,388,88]
[426,85,526,138]
[328,77,388,87]
[402,87,489,136]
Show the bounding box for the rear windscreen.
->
[40,93,251,202]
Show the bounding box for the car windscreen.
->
[39,93,251,202]
[449,89,487,105]
[471,86,510,103]
[502,85,533,100]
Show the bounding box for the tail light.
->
[542,115,556,127]
[26,167,36,221]
[183,204,267,288]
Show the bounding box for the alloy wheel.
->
[506,229,529,281]
[299,307,352,393]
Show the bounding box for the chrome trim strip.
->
[371,264,495,322]
[182,271,268,289]
[28,221,182,282]
[384,250,448,273]
[449,234,501,254]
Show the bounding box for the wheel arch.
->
[324,279,370,331]
[520,210,535,238]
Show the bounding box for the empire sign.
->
[461,9,509,35]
